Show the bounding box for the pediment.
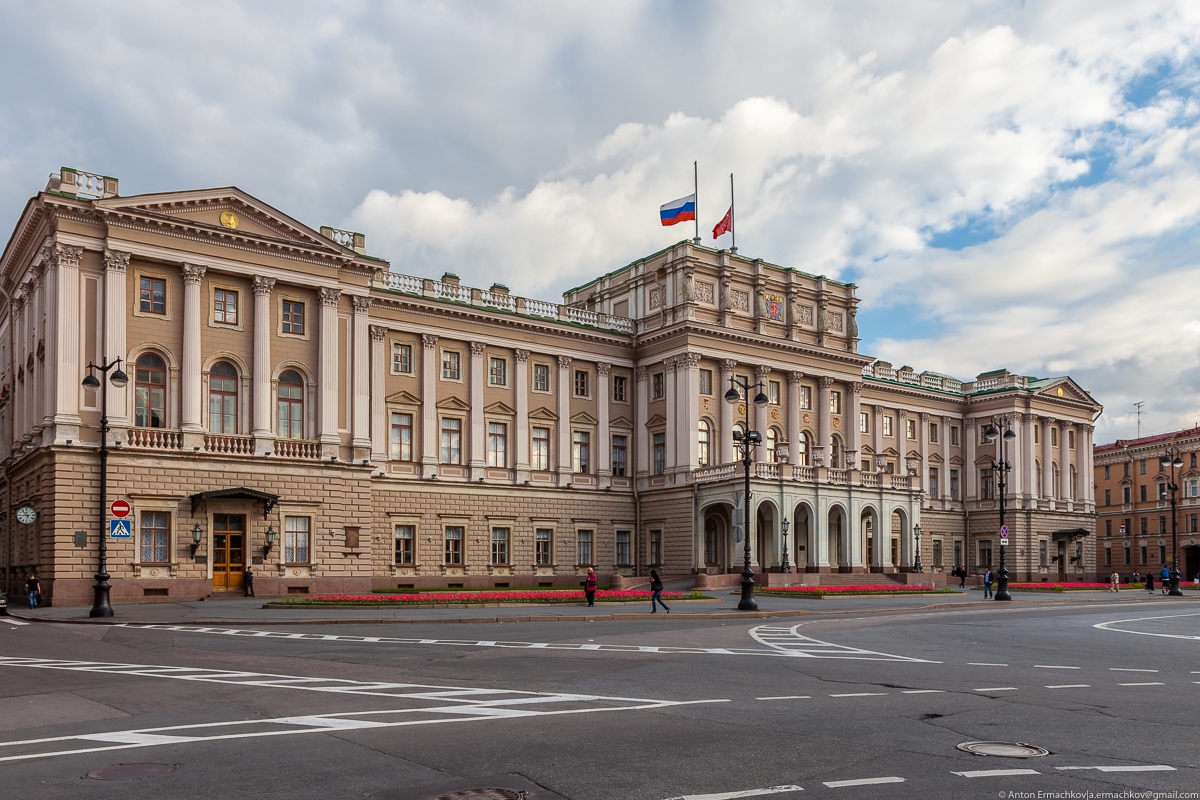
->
[950,455,963,465]
[906,449,921,460]
[646,413,667,427]
[1037,378,1093,403]
[610,415,633,429]
[435,396,471,411]
[570,411,599,425]
[860,445,875,455]
[484,401,516,416]
[528,406,558,422]
[929,453,944,464]
[386,390,422,405]
[882,447,899,457]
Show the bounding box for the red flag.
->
[712,206,732,239]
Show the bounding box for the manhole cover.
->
[958,741,1050,758]
[433,791,526,800]
[86,763,176,780]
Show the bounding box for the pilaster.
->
[251,276,276,452]
[369,325,387,464]
[514,349,530,483]
[421,333,439,476]
[317,287,342,458]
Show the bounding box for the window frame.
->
[284,515,311,565]
[652,372,665,400]
[611,434,628,477]
[394,524,415,565]
[390,341,413,375]
[698,369,713,396]
[439,416,463,464]
[390,411,414,461]
[139,510,171,564]
[530,425,552,471]
[491,527,511,565]
[571,429,591,474]
[612,374,628,403]
[486,421,508,468]
[276,369,306,440]
[697,420,712,467]
[535,528,554,565]
[280,298,306,337]
[135,272,170,318]
[573,369,590,398]
[531,363,551,393]
[134,352,168,429]
[652,431,666,475]
[207,360,240,434]
[443,525,464,565]
[616,530,631,566]
[488,356,508,387]
[440,349,462,382]
[882,415,893,438]
[576,529,594,566]
[212,286,241,327]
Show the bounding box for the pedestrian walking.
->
[1110,571,1120,592]
[983,568,993,599]
[1161,565,1170,595]
[649,569,670,614]
[25,573,40,609]
[243,566,255,598]
[1132,569,1140,586]
[956,566,967,588]
[584,568,597,607]
[1145,572,1155,594]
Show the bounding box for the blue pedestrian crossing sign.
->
[109,519,132,539]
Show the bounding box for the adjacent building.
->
[0,168,1102,605]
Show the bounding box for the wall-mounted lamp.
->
[191,523,203,557]
[264,524,277,556]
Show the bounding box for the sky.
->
[2,0,1199,442]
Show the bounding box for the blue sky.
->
[2,1,1199,441]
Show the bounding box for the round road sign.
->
[110,499,131,518]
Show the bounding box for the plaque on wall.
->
[252,556,263,565]
[195,555,207,564]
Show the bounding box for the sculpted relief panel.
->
[730,289,749,312]
[695,281,715,305]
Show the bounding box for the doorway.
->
[1185,546,1199,583]
[1057,540,1066,581]
[212,513,246,590]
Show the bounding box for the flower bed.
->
[273,589,709,606]
[757,585,957,598]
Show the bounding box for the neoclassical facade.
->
[0,169,1101,605]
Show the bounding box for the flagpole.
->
[730,173,737,254]
[692,161,701,246]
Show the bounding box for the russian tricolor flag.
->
[660,194,697,227]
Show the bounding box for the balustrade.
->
[204,434,255,455]
[127,428,181,450]
[274,439,321,460]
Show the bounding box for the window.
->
[491,528,510,565]
[860,412,870,434]
[907,418,917,440]
[799,386,812,409]
[1124,545,1131,565]
[1159,516,1167,534]
[1158,482,1167,500]
[697,421,711,467]
[768,380,780,405]
[139,276,166,315]
[612,435,628,476]
[444,526,463,565]
[830,390,842,414]
[277,370,304,439]
[391,343,412,374]
[1034,425,1040,444]
[1105,547,1112,567]
[932,540,942,568]
[613,375,627,402]
[213,288,238,325]
[766,428,779,463]
[1105,519,1112,536]
[650,530,663,565]
[440,417,462,464]
[395,525,414,565]
[882,415,893,438]
[929,422,939,443]
[1141,544,1148,565]
[616,531,631,566]
[1051,427,1058,447]
[1104,465,1111,480]
[1140,485,1147,502]
[208,361,238,434]
[829,435,841,469]
[284,516,310,563]
[1191,514,1198,533]
[535,529,553,565]
[441,351,461,380]
[797,431,812,466]
[1139,459,1146,474]
[978,540,993,568]
[390,412,413,461]
[282,300,304,334]
[1123,486,1131,504]
[1105,489,1111,506]
[134,353,167,428]
[950,469,959,500]
[531,427,550,471]
[1123,518,1131,536]
[486,422,507,468]
[950,426,959,446]
[929,467,939,499]
[1069,429,1075,449]
[139,511,170,563]
[488,357,507,386]
[652,372,665,399]
[576,530,593,565]
[572,431,590,473]
[980,468,995,500]
[704,519,718,564]
[1140,517,1148,535]
[653,432,666,475]
[1193,453,1198,469]
[532,363,550,392]
[574,370,589,397]
[1160,544,1167,563]
[1124,462,1130,477]
[1040,540,1048,568]
[954,540,963,567]
[699,369,713,395]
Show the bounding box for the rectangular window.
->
[882,415,893,438]
[281,300,304,334]
[1123,486,1131,504]
[932,540,943,568]
[440,417,462,464]
[1191,514,1198,533]
[390,412,413,461]
[768,380,780,405]
[213,288,238,325]
[1105,519,1112,536]
[950,425,959,446]
[441,351,461,380]
[532,363,550,392]
[1124,546,1131,565]
[799,386,812,410]
[486,422,507,468]
[1140,485,1147,502]
[531,427,550,471]
[391,343,412,374]
[1124,462,1130,477]
[572,431,590,473]
[653,433,666,475]
[929,422,939,443]
[699,369,713,395]
[950,469,960,500]
[1051,427,1058,447]
[488,357,507,386]
[1124,518,1131,536]
[1034,425,1040,444]
[980,468,995,500]
[1139,459,1146,474]
[907,418,917,440]
[978,540,993,568]
[1158,482,1167,500]
[394,525,414,565]
[1105,548,1112,567]
[1104,465,1111,480]
[139,511,170,564]
[928,467,939,499]
[1140,517,1148,535]
[1104,489,1111,506]
[1141,544,1148,565]
[576,530,593,566]
[954,540,963,568]
[1069,429,1075,449]
[1160,544,1167,564]
[652,372,665,400]
[830,390,842,414]
[444,526,463,565]
[1159,516,1167,534]
[650,530,663,565]
[613,375,627,402]
[535,529,553,565]
[139,276,166,315]
[1040,540,1048,568]
[611,435,627,477]
[573,369,589,397]
[345,526,360,550]
[284,516,310,564]
[616,531,631,566]
[491,527,510,565]
[859,412,869,434]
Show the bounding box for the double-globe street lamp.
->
[981,417,1017,602]
[913,524,922,573]
[1160,446,1185,597]
[724,375,770,611]
[82,357,128,618]
[780,517,791,573]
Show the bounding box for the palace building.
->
[0,168,1102,605]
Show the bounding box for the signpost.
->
[1119,523,1126,534]
[109,519,132,539]
[110,499,130,519]
[999,524,1009,547]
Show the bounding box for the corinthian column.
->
[351,296,372,460]
[597,362,611,486]
[514,349,530,483]
[251,276,276,450]
[369,325,387,463]
[786,371,802,466]
[421,334,438,476]
[816,376,833,467]
[556,355,572,482]
[317,287,342,458]
[180,263,206,449]
[469,341,486,480]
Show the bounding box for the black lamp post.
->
[913,524,922,573]
[781,517,791,573]
[82,356,129,618]
[725,375,769,611]
[982,417,1017,602]
[1160,446,1184,597]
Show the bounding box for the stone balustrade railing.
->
[128,427,181,450]
[205,434,255,456]
[274,439,321,460]
[691,462,917,492]
[694,464,738,484]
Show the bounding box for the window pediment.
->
[570,411,599,426]
[386,390,422,405]
[435,396,471,411]
[484,401,516,416]
[528,406,559,422]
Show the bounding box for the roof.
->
[1094,425,1200,454]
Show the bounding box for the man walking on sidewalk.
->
[983,568,993,599]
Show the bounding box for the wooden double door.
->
[212,514,246,590]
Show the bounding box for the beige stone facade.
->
[0,168,1102,605]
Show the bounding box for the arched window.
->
[697,420,712,467]
[209,361,238,434]
[1070,465,1077,499]
[798,431,812,466]
[277,370,304,439]
[830,435,842,469]
[134,353,167,428]
[766,427,778,463]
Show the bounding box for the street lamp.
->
[725,375,769,611]
[82,357,128,618]
[913,524,922,573]
[780,517,791,573]
[982,417,1017,602]
[1160,446,1185,597]
[190,523,203,557]
[264,524,277,557]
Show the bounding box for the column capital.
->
[848,381,862,396]
[557,355,572,370]
[873,404,884,416]
[352,295,372,314]
[103,249,131,273]
[1021,412,1036,424]
[788,370,803,384]
[44,242,82,270]
[964,417,976,429]
[470,341,486,357]
[720,359,737,373]
[636,366,648,381]
[318,287,342,307]
[422,333,438,350]
[514,348,530,364]
[818,375,835,389]
[181,263,207,285]
[596,361,611,377]
[755,364,770,381]
[252,276,276,297]
[369,325,387,342]
[897,408,908,420]
[919,411,929,423]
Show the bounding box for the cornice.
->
[634,321,871,372]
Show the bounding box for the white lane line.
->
[1118,682,1164,686]
[901,690,944,694]
[663,786,804,800]
[968,662,1007,666]
[0,618,30,626]
[1045,684,1090,689]
[974,687,1018,692]
[823,777,904,788]
[1034,665,1080,670]
[953,769,1040,777]
[1058,765,1176,773]
[828,693,886,698]
[755,696,811,701]
[749,624,937,663]
[1110,668,1158,672]
[1094,612,1200,641]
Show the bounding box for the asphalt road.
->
[1,598,1198,800]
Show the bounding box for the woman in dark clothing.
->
[584,569,597,607]
[1145,572,1155,594]
[649,569,670,614]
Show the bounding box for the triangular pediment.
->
[882,447,899,457]
[929,453,944,464]
[646,413,667,427]
[1037,378,1093,403]
[950,455,963,465]
[386,390,421,405]
[435,396,471,411]
[484,401,516,416]
[906,449,921,460]
[570,411,599,425]
[528,406,558,422]
[610,415,633,429]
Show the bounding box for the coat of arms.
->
[765,294,784,321]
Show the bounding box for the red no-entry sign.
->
[110,499,131,518]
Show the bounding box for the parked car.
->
[0,589,7,615]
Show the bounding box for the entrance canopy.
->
[190,487,280,518]
[1051,528,1090,541]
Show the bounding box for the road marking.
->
[756,696,811,701]
[1109,668,1158,672]
[662,786,804,800]
[823,777,904,788]
[901,690,944,694]
[968,662,1007,666]
[1034,665,1080,669]
[1058,765,1176,773]
[953,769,1040,777]
[1094,612,1200,641]
[749,624,937,663]
[828,693,886,698]
[0,618,29,626]
[974,687,1018,692]
[1118,682,1164,686]
[1045,684,1090,689]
